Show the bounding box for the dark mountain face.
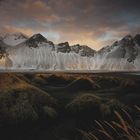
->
[57,42,71,53]
[119,35,134,46]
[134,34,140,46]
[25,33,54,48]
[56,42,96,57]
[71,44,96,57]
[79,45,96,57]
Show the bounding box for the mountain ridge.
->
[0,32,140,70]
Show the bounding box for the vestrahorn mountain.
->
[0,33,140,70]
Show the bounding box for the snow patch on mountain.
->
[2,33,28,46]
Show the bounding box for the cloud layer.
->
[0,0,140,50]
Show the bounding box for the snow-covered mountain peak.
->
[3,32,28,40]
[2,32,28,46]
[96,34,140,66]
[25,33,54,48]
[0,32,140,70]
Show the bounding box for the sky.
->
[0,0,140,50]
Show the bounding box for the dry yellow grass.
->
[0,73,31,91]
[81,108,140,140]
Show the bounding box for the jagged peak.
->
[26,33,48,45]
[25,33,54,48]
[58,42,69,46]
[134,34,140,45]
[134,34,140,38]
[3,32,28,39]
[121,34,133,41]
[119,34,135,47]
[29,33,47,40]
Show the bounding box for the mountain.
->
[25,33,54,48]
[1,32,28,46]
[71,44,95,57]
[0,32,140,70]
[56,42,96,57]
[4,33,96,70]
[98,35,138,62]
[95,34,140,70]
[56,42,71,53]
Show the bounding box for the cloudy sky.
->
[0,0,140,50]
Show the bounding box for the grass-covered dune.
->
[0,72,140,140]
[0,73,57,126]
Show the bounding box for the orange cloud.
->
[2,26,34,36]
[0,0,140,50]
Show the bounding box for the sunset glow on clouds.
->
[0,0,140,50]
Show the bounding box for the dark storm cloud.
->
[0,0,140,49]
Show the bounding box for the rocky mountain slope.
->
[0,33,140,70]
[95,34,140,70]
[2,33,28,46]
